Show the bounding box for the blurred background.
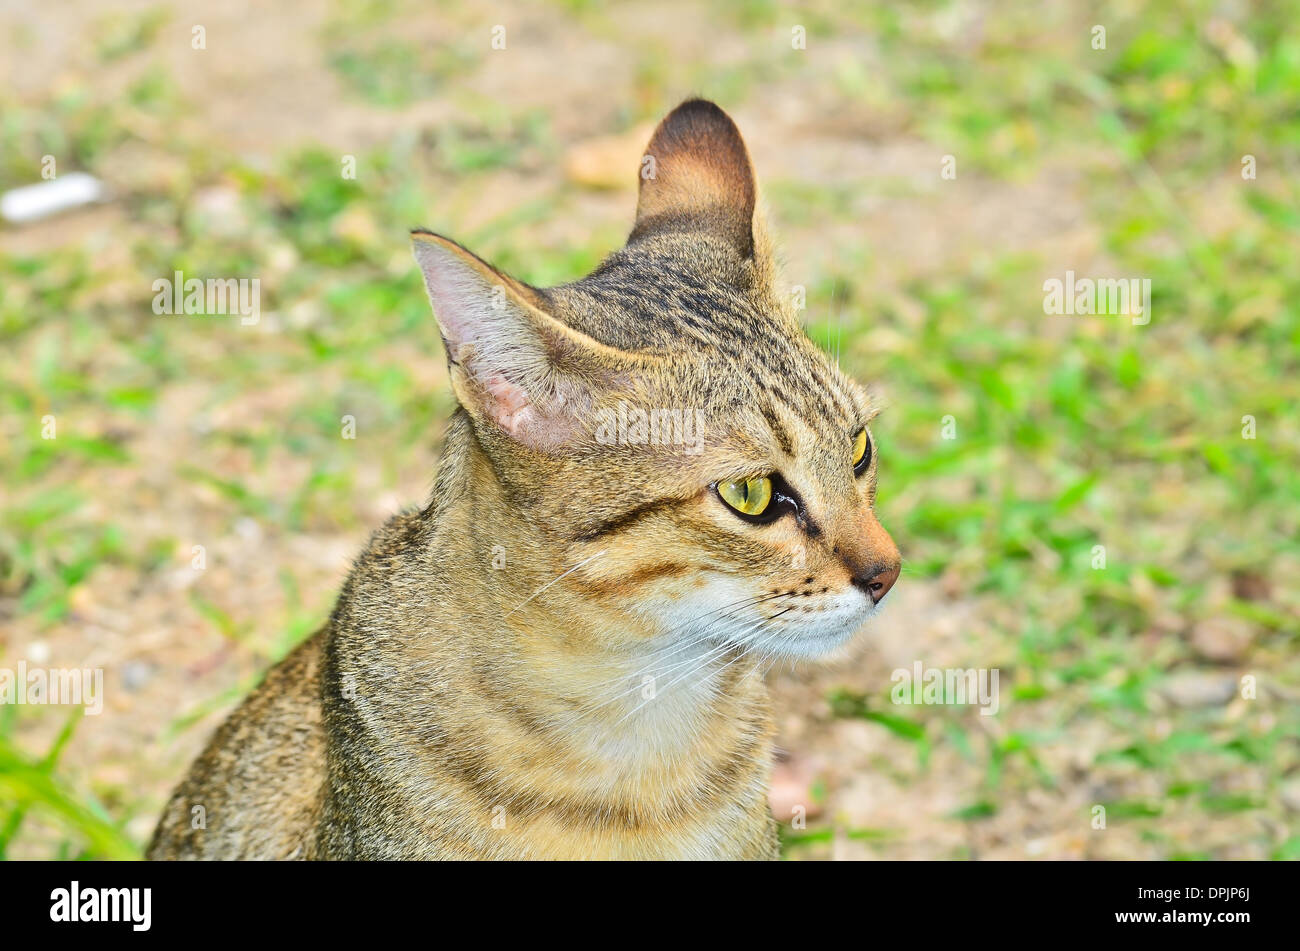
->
[1,0,1297,860]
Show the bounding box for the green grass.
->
[0,708,136,860]
[1,0,1297,858]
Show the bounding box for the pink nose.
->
[853,563,900,604]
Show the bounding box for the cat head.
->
[413,99,900,659]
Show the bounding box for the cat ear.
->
[411,230,623,452]
[630,99,758,259]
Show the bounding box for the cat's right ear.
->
[411,230,631,453]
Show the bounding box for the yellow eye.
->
[717,476,773,517]
[852,428,869,468]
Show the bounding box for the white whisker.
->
[503,548,608,619]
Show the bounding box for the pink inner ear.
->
[482,372,537,436]
[414,236,591,452]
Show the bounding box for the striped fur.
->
[148,100,899,860]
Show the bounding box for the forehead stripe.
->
[760,403,794,456]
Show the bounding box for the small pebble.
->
[1281,778,1300,813]
[121,659,154,693]
[1189,618,1254,664]
[1160,672,1238,709]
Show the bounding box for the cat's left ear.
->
[411,230,631,453]
[629,99,777,285]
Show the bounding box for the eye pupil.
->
[718,476,774,519]
[853,429,871,474]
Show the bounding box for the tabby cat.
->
[148,99,901,860]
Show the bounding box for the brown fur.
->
[149,100,899,860]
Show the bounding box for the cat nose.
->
[852,563,900,604]
[835,508,901,604]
